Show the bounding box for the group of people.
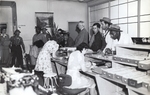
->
[0,17,133,95]
[31,17,133,95]
[74,17,133,54]
[0,28,25,68]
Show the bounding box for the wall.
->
[1,0,88,53]
[0,6,13,36]
[51,1,88,30]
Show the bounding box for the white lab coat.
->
[104,32,133,51]
[66,51,95,89]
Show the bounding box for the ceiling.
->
[56,0,94,3]
[57,0,111,3]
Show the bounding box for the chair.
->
[57,74,88,95]
[43,73,57,92]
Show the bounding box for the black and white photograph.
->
[0,0,150,95]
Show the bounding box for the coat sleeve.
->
[74,29,89,47]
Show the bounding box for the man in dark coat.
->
[89,23,106,52]
[74,21,89,47]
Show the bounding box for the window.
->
[89,3,109,29]
[88,0,150,37]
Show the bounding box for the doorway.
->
[0,1,17,33]
[68,22,78,41]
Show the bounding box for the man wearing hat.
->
[100,17,112,38]
[104,24,133,55]
[10,29,26,68]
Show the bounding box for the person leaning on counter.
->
[104,24,133,55]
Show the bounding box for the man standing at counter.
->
[104,24,133,55]
[100,17,112,38]
[74,21,89,47]
[89,23,106,52]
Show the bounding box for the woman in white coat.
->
[66,48,97,95]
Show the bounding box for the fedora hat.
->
[100,17,112,24]
[109,24,122,32]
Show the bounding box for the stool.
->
[43,73,57,91]
[58,74,89,95]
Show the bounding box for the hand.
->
[97,49,103,54]
[81,48,87,55]
[105,48,112,55]
[85,49,93,53]
[23,53,26,57]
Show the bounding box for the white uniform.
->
[105,32,133,51]
[66,51,95,89]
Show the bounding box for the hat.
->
[109,24,122,32]
[14,29,21,34]
[100,17,112,24]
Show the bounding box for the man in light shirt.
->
[104,24,133,55]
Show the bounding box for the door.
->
[68,22,78,41]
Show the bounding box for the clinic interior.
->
[0,0,150,95]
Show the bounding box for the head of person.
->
[77,42,89,52]
[63,32,69,41]
[1,27,7,34]
[92,23,101,34]
[42,28,47,34]
[109,24,122,40]
[78,21,85,31]
[14,29,21,36]
[33,40,44,48]
[75,24,80,33]
[100,17,112,30]
[35,26,41,34]
[58,29,63,34]
[43,40,59,54]
[58,28,65,36]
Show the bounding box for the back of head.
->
[75,24,80,33]
[43,40,59,53]
[77,42,89,51]
[33,40,44,48]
